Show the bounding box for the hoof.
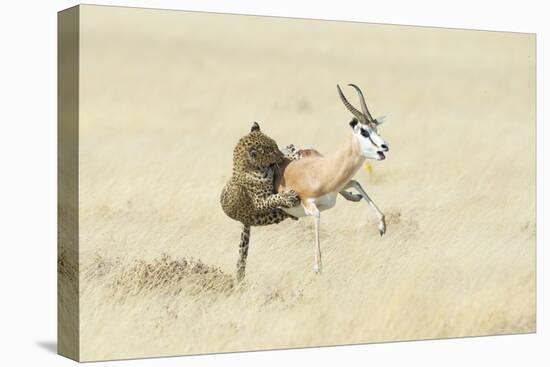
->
[378,219,386,236]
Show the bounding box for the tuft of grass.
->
[108,254,235,300]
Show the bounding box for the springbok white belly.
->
[283,192,338,218]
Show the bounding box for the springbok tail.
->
[236,223,251,282]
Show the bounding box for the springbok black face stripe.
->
[360,127,379,147]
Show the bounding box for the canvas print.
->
[58,5,536,362]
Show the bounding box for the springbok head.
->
[337,84,389,161]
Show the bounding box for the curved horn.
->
[348,83,374,122]
[337,84,364,121]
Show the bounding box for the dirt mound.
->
[106,254,235,300]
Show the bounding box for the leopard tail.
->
[236,223,251,281]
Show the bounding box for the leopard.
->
[220,122,301,281]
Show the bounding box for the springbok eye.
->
[360,128,370,138]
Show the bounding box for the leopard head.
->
[233,122,285,170]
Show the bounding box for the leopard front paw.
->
[282,189,301,208]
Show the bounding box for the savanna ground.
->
[60,5,535,361]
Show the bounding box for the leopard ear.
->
[251,122,260,132]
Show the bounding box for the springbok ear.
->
[251,122,261,132]
[375,115,387,125]
[349,118,359,129]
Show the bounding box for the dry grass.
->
[68,6,536,362]
[84,253,235,300]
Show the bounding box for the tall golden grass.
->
[68,6,535,361]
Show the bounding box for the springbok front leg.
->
[339,190,362,202]
[344,180,386,236]
[304,200,322,273]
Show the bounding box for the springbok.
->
[275,84,389,273]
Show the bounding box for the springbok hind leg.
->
[313,208,322,273]
[344,180,386,236]
[304,202,322,274]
